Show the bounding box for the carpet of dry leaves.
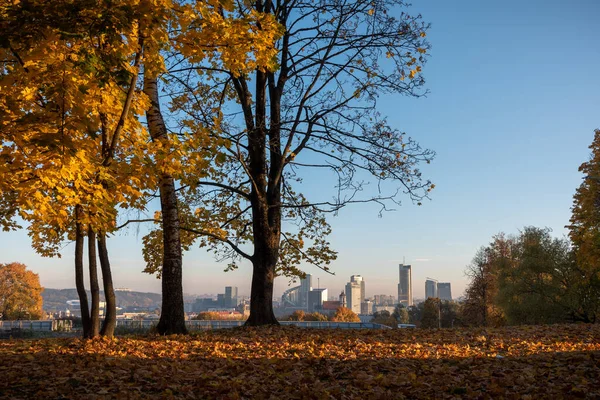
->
[1,324,599,399]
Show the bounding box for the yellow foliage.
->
[0,262,43,320]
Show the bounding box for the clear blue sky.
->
[1,0,599,301]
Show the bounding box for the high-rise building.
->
[437,282,452,301]
[308,288,328,312]
[350,275,365,303]
[225,286,238,308]
[299,274,312,308]
[425,278,438,299]
[360,300,373,315]
[345,280,362,314]
[398,264,413,307]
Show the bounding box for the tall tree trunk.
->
[245,67,280,326]
[74,205,91,337]
[144,76,187,335]
[98,234,116,337]
[88,227,100,338]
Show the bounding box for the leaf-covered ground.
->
[2,324,599,399]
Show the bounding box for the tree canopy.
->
[0,262,43,320]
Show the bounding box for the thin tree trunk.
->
[98,234,116,337]
[74,205,91,337]
[88,227,100,338]
[144,76,187,335]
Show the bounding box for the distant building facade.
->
[66,300,81,317]
[425,278,438,299]
[281,274,313,310]
[322,301,341,314]
[398,264,413,307]
[350,275,365,304]
[65,299,106,317]
[374,294,396,306]
[437,282,452,301]
[224,286,238,308]
[192,298,219,312]
[345,280,362,314]
[361,300,373,315]
[300,275,312,308]
[373,305,395,314]
[308,288,328,312]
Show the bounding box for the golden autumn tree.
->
[2,0,283,335]
[157,0,434,325]
[0,0,164,337]
[331,307,360,323]
[0,262,43,320]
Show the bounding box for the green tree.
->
[567,128,600,323]
[407,304,423,326]
[420,298,440,329]
[464,227,598,326]
[371,310,396,327]
[392,304,410,324]
[0,263,43,320]
[462,244,505,327]
[439,301,461,328]
[495,227,570,325]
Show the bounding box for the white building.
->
[345,280,362,314]
[350,275,365,304]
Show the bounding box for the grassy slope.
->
[1,324,599,399]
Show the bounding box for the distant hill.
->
[42,288,162,311]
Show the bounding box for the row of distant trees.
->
[462,129,600,326]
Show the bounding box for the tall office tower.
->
[299,274,312,308]
[345,280,362,314]
[224,286,238,308]
[425,278,438,299]
[437,282,452,301]
[397,264,413,307]
[350,275,365,303]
